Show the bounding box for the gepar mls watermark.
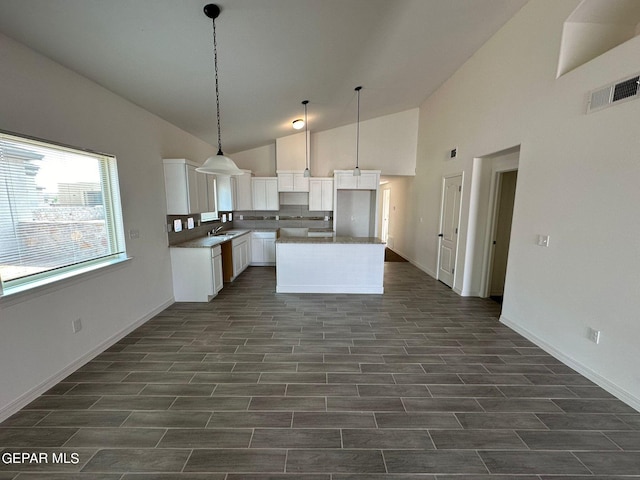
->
[2,452,80,465]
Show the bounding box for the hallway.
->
[1,263,639,478]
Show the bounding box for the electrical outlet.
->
[72,318,82,334]
[537,234,550,247]
[587,327,601,344]
[129,229,140,239]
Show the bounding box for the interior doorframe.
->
[381,187,391,244]
[436,172,464,287]
[480,160,519,298]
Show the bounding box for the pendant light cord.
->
[355,86,362,170]
[211,17,223,155]
[304,100,309,172]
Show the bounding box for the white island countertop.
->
[276,236,383,245]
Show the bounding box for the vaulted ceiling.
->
[0,0,529,153]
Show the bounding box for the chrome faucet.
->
[212,225,224,235]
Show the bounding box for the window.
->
[0,131,127,297]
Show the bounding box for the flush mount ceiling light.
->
[302,100,311,178]
[353,86,363,177]
[196,4,243,176]
[292,118,304,130]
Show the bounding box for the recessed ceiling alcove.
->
[557,0,640,77]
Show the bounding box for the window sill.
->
[0,256,132,308]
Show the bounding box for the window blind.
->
[0,131,127,294]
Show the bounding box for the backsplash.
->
[166,211,234,246]
[233,204,333,230]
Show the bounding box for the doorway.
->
[437,174,463,288]
[488,170,517,301]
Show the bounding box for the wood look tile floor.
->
[2,263,640,479]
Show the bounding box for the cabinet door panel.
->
[336,173,358,189]
[321,179,334,210]
[265,179,280,210]
[264,239,276,263]
[358,173,379,190]
[308,180,323,211]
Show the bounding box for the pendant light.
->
[302,100,311,177]
[196,4,244,176]
[353,86,362,177]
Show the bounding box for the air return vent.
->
[587,74,640,113]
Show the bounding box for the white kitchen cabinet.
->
[251,231,277,265]
[170,245,222,302]
[216,175,234,211]
[213,247,223,294]
[231,232,251,279]
[164,158,212,215]
[234,169,253,211]
[252,177,279,210]
[215,169,253,212]
[334,170,380,190]
[277,171,309,192]
[308,178,333,211]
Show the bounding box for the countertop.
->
[171,229,252,248]
[277,236,383,245]
[171,228,340,248]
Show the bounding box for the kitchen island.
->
[276,236,385,294]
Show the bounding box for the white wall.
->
[0,34,217,419]
[403,0,640,408]
[233,109,419,178]
[232,144,276,176]
[313,109,418,177]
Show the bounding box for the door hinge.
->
[458,186,461,192]
[452,268,455,274]
[455,227,458,234]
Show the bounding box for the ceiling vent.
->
[587,73,640,113]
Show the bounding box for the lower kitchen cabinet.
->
[222,232,251,282]
[170,245,222,302]
[251,231,276,265]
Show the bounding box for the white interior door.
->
[438,174,463,287]
[381,188,390,243]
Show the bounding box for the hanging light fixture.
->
[292,118,305,130]
[302,100,311,178]
[353,86,362,177]
[196,4,243,176]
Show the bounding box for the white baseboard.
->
[405,257,437,279]
[276,285,383,294]
[501,314,640,413]
[0,297,174,423]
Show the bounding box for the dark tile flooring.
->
[1,263,639,479]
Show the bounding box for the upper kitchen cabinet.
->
[252,177,279,210]
[334,170,380,190]
[163,158,213,215]
[216,174,234,212]
[308,178,333,211]
[216,170,253,212]
[234,169,253,211]
[217,169,253,211]
[277,171,309,192]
